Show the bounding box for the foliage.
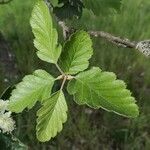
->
[36,90,68,142]
[59,30,93,74]
[49,0,122,19]
[9,70,55,112]
[68,67,138,117]
[7,0,139,143]
[1,0,150,149]
[30,1,62,64]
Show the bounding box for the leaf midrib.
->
[76,77,127,113]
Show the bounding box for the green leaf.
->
[30,0,61,64]
[8,70,55,113]
[59,30,93,74]
[36,90,68,142]
[67,67,139,118]
[83,0,122,16]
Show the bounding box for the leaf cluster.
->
[8,0,139,142]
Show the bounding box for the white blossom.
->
[0,99,15,133]
[0,112,15,133]
[0,99,9,113]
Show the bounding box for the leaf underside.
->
[36,90,68,142]
[59,30,93,74]
[30,0,61,64]
[68,67,139,118]
[9,70,55,113]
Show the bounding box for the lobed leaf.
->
[68,67,139,117]
[8,70,55,113]
[59,30,93,74]
[36,90,68,142]
[30,0,61,64]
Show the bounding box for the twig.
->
[45,0,150,57]
[58,21,150,57]
[58,21,71,40]
[57,20,137,49]
[89,31,136,48]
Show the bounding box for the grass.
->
[0,0,150,149]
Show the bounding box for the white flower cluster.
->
[0,99,15,133]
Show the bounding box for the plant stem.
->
[56,63,64,75]
[89,31,136,48]
[60,75,67,90]
[46,0,149,55]
[57,20,138,49]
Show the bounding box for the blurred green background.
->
[0,0,150,149]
